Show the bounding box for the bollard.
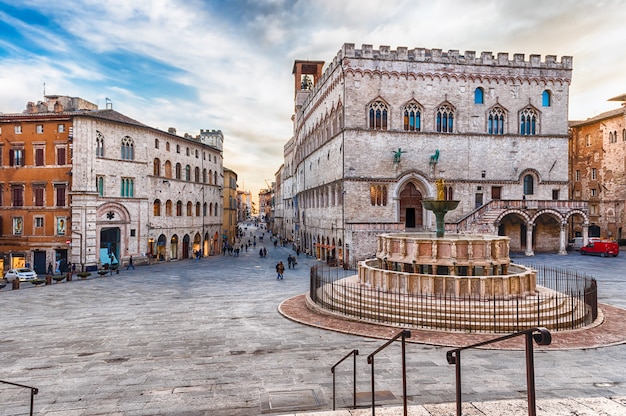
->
[12,279,20,290]
[45,275,52,285]
[67,272,72,282]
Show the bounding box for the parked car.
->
[4,268,38,282]
[580,240,619,257]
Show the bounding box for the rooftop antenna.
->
[43,82,46,96]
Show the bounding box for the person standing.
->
[276,261,285,280]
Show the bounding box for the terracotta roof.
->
[569,107,625,127]
[79,109,147,128]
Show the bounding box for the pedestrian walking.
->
[287,255,293,269]
[276,261,285,280]
[127,255,135,270]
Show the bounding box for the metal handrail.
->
[330,349,359,410]
[366,329,411,416]
[0,380,38,416]
[446,327,552,416]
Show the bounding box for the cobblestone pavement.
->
[1,226,625,415]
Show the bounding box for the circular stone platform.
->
[279,294,626,350]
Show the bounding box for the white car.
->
[4,268,38,282]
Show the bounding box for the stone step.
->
[314,278,589,332]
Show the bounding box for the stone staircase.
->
[312,275,590,333]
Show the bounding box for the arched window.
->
[214,203,218,216]
[203,168,207,183]
[488,107,506,135]
[445,186,454,201]
[164,160,172,178]
[436,104,454,133]
[369,185,388,206]
[176,200,182,216]
[519,108,537,135]
[209,203,213,216]
[368,100,388,130]
[203,202,208,216]
[154,139,159,149]
[523,175,534,195]
[176,144,180,153]
[166,200,172,216]
[623,129,626,142]
[153,158,161,176]
[185,165,191,181]
[166,142,170,151]
[403,103,421,131]
[154,199,161,216]
[194,167,200,182]
[196,202,201,216]
[214,171,218,185]
[186,201,193,216]
[208,170,213,185]
[121,136,134,160]
[97,176,104,196]
[542,90,551,107]
[96,131,105,157]
[474,87,484,104]
[175,163,182,179]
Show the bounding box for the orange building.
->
[0,96,88,274]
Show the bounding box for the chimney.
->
[168,127,176,134]
[54,100,64,113]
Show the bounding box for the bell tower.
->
[292,60,324,112]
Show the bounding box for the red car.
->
[580,240,619,257]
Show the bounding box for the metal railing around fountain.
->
[310,265,597,333]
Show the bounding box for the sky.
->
[1,0,625,202]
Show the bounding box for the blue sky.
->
[1,0,625,199]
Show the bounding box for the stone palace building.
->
[275,43,589,264]
[1,95,224,273]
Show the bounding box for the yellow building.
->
[222,167,238,246]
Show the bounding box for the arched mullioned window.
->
[175,163,182,179]
[436,104,454,133]
[488,107,506,135]
[153,158,161,176]
[519,108,538,135]
[369,185,388,206]
[403,103,421,131]
[154,199,161,216]
[203,202,208,216]
[523,175,534,195]
[176,200,182,216]
[474,87,484,104]
[196,202,200,216]
[445,186,454,201]
[166,200,172,216]
[368,100,388,130]
[121,136,134,160]
[542,90,551,107]
[96,130,105,157]
[214,203,218,216]
[187,201,193,216]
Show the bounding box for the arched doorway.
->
[212,232,220,255]
[100,227,120,265]
[399,182,423,229]
[193,233,202,257]
[182,234,190,259]
[170,235,179,259]
[157,234,166,261]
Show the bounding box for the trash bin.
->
[12,279,20,290]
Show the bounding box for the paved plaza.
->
[1,225,626,415]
